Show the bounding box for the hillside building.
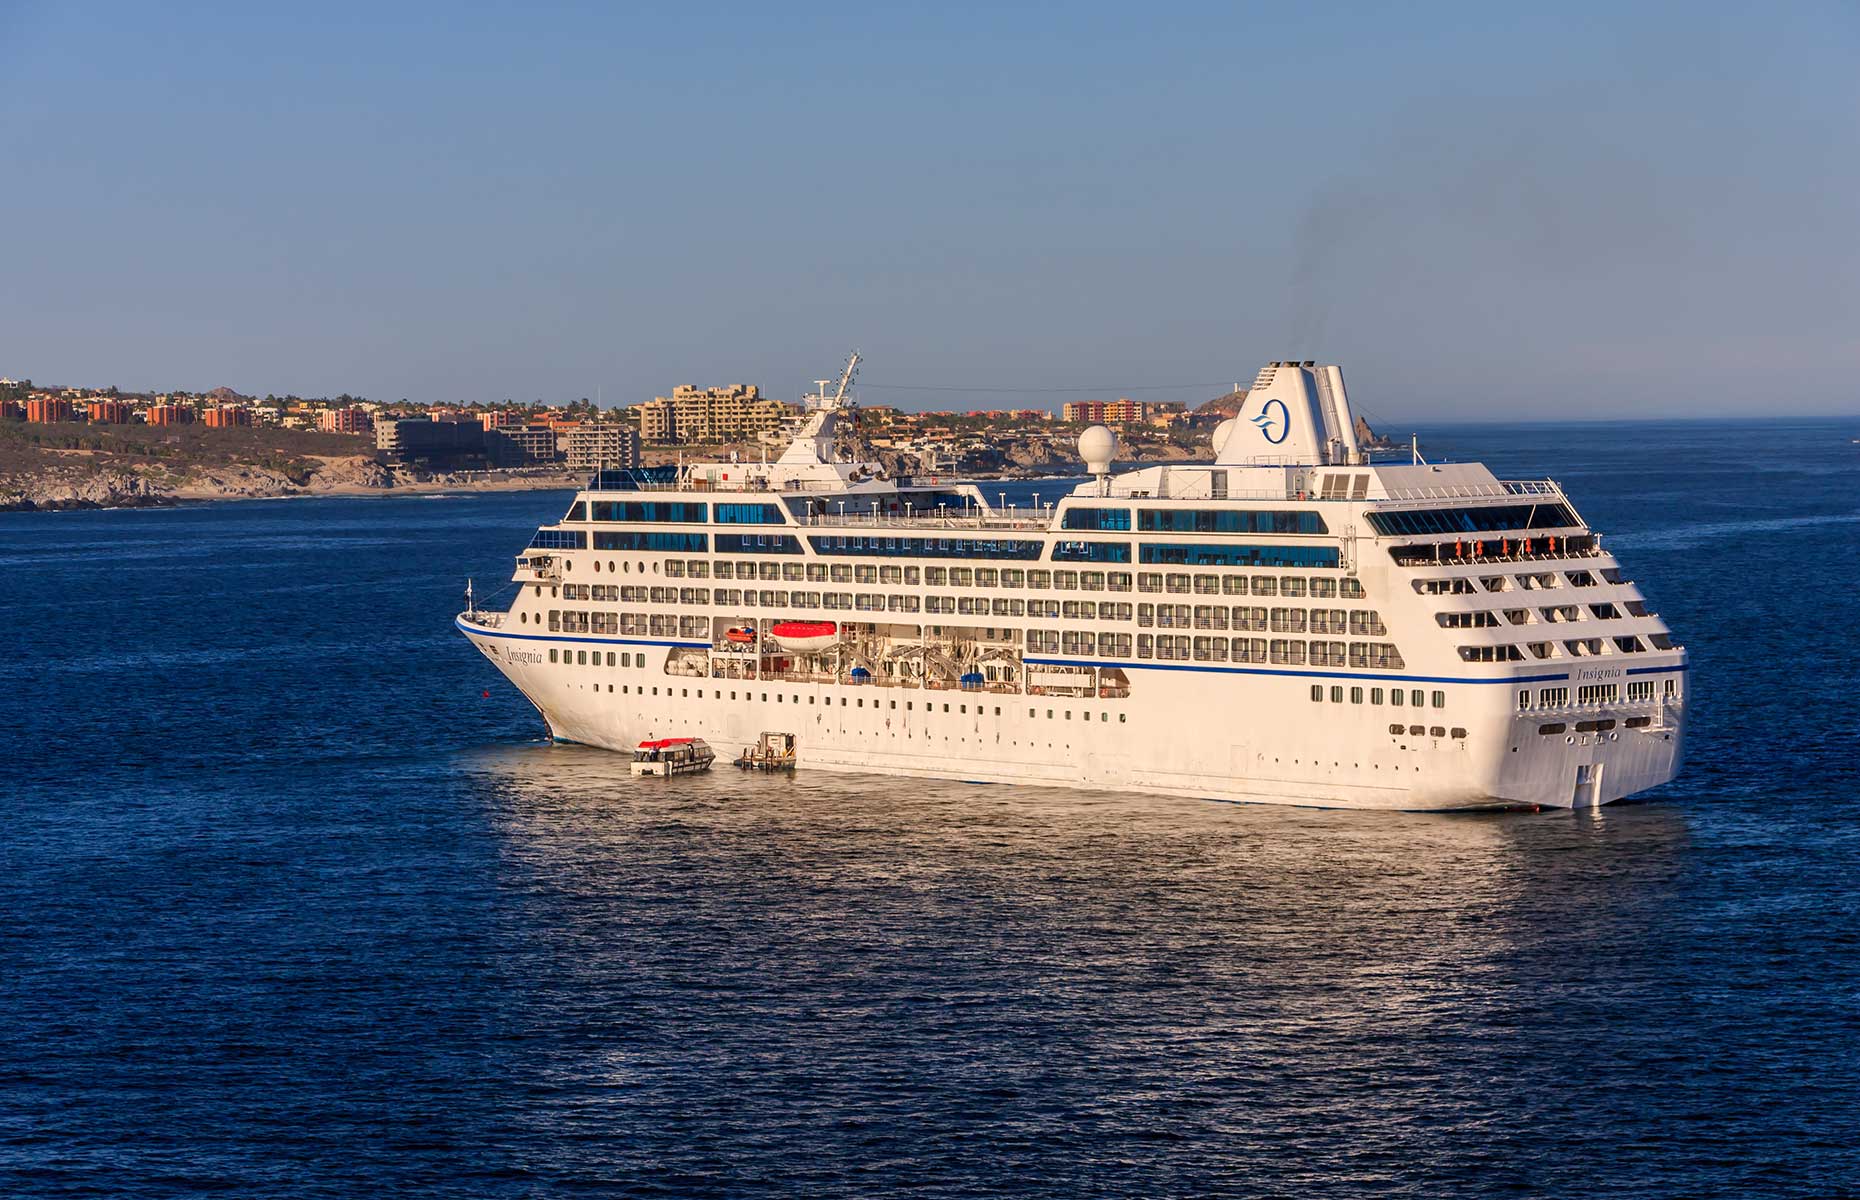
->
[375,415,485,465]
[559,422,641,471]
[485,424,560,468]
[635,384,791,443]
[318,407,372,434]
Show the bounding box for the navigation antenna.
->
[836,351,861,406]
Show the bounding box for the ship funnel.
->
[1215,361,1356,468]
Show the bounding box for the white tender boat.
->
[631,737,716,776]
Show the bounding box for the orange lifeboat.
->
[769,620,838,652]
[724,626,757,647]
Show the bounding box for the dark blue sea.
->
[4,418,1858,1198]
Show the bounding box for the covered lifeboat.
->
[769,620,838,652]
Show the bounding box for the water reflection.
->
[445,742,1696,1191]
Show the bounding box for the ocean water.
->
[3,418,1858,1197]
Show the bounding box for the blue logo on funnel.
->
[1250,398,1290,445]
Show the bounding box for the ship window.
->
[1311,685,1323,701]
[1061,507,1131,531]
[1429,726,1445,738]
[1052,541,1131,563]
[1138,509,1328,535]
[1350,687,1363,704]
[548,649,558,663]
[1410,725,1425,736]
[713,533,803,555]
[1431,691,1445,708]
[714,502,785,524]
[1364,503,1577,537]
[1330,686,1343,703]
[810,534,1043,560]
[1143,544,1341,568]
[588,500,709,523]
[1390,689,1404,707]
[1390,723,1405,735]
[593,531,708,553]
[1450,728,1467,739]
[1371,688,1384,704]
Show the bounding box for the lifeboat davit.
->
[769,619,838,652]
[724,626,757,646]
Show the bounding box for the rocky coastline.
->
[0,455,583,512]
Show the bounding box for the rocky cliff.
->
[0,455,573,511]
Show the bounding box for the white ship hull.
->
[459,620,1682,810]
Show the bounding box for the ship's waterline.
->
[459,359,1686,809]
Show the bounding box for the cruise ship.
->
[457,358,1686,809]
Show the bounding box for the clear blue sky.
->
[2,2,1855,419]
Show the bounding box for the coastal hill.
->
[0,418,576,510]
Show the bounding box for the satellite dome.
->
[1078,424,1117,475]
[1211,418,1238,456]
